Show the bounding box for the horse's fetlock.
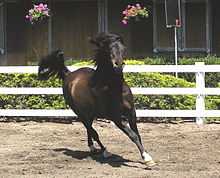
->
[131,134,139,142]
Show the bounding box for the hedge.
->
[0,57,219,112]
[125,56,220,87]
[0,70,219,111]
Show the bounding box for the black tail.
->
[38,50,70,80]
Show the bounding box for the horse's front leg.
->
[113,119,156,167]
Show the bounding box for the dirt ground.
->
[0,120,220,178]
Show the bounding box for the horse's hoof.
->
[89,145,100,154]
[103,149,112,158]
[144,160,157,167]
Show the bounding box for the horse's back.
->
[63,67,96,117]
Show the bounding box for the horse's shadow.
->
[53,148,142,168]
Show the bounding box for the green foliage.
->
[124,72,196,110]
[0,56,219,111]
[65,59,94,66]
[0,72,213,111]
[178,56,220,87]
[0,74,65,109]
[125,57,170,65]
[125,56,220,87]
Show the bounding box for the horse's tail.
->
[38,50,70,81]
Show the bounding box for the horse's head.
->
[38,49,65,80]
[90,33,125,72]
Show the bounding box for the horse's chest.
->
[95,91,122,118]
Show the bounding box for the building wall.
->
[52,1,98,59]
[212,0,220,55]
[6,1,49,65]
[108,0,153,58]
[2,0,98,65]
[0,0,219,65]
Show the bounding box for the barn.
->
[0,0,219,65]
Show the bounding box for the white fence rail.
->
[0,63,220,124]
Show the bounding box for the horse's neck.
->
[96,64,114,75]
[93,64,123,89]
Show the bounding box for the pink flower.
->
[136,3,141,10]
[122,20,128,25]
[121,3,149,27]
[122,10,127,15]
[25,3,50,24]
[39,3,44,8]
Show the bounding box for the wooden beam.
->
[206,0,212,54]
[48,0,52,53]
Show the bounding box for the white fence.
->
[0,63,220,124]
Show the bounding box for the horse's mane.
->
[90,33,125,90]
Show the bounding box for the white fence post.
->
[195,62,205,125]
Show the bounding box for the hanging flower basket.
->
[25,3,50,24]
[122,4,149,25]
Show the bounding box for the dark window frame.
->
[153,0,211,54]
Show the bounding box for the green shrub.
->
[0,74,65,109]
[177,56,220,87]
[0,57,219,111]
[129,56,220,87]
[125,72,196,109]
[0,72,215,110]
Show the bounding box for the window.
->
[153,0,211,53]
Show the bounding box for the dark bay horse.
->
[38,33,155,166]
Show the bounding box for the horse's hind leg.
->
[86,129,98,153]
[127,108,142,144]
[82,120,112,158]
[113,119,156,166]
[84,118,99,153]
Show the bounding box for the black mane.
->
[90,32,124,67]
[90,32,125,90]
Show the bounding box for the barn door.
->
[0,1,5,55]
